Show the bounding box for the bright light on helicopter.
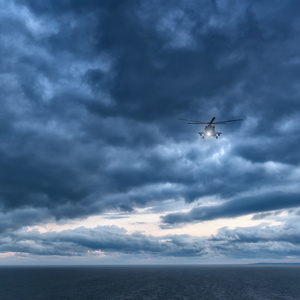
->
[180,116,243,139]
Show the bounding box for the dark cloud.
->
[0,0,299,245]
[251,211,282,220]
[234,137,300,165]
[162,192,300,225]
[209,219,300,259]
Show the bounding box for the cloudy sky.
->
[0,0,300,265]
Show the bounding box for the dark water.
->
[0,265,299,299]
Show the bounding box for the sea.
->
[0,265,299,299]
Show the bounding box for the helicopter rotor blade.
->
[213,119,243,124]
[180,117,243,125]
[179,118,205,123]
[187,122,210,124]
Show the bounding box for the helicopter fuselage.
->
[198,125,222,139]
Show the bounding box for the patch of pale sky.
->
[87,249,106,258]
[29,204,280,239]
[0,251,15,258]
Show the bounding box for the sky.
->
[0,0,300,265]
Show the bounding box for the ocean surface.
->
[0,265,299,299]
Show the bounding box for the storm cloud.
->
[162,192,300,225]
[0,0,300,262]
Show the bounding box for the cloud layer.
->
[2,218,300,261]
[0,0,300,261]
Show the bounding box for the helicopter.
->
[180,117,243,139]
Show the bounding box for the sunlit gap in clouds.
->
[28,200,283,239]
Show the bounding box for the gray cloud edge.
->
[161,192,300,225]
